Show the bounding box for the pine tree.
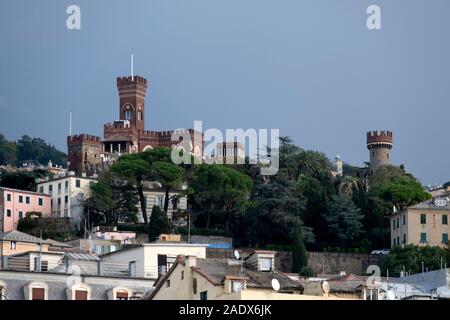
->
[148,206,172,242]
[292,227,308,273]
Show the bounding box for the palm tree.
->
[337,175,360,196]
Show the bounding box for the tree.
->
[85,173,139,226]
[190,164,252,232]
[219,166,252,232]
[292,227,308,273]
[337,175,360,196]
[148,206,172,242]
[0,134,16,165]
[111,156,150,223]
[324,194,364,245]
[0,169,48,191]
[149,161,185,213]
[86,180,117,225]
[16,135,66,167]
[190,164,229,230]
[382,245,449,276]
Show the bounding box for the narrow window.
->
[26,196,30,204]
[6,194,11,202]
[420,214,426,224]
[443,215,448,225]
[443,234,449,244]
[19,195,23,203]
[420,233,427,244]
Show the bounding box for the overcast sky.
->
[0,0,449,185]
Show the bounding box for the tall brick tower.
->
[366,130,393,175]
[117,75,148,131]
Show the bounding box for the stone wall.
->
[207,248,383,275]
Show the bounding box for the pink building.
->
[0,187,52,233]
[92,226,136,245]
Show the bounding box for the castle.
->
[67,75,203,175]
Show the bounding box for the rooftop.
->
[0,231,51,245]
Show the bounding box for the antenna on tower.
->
[131,53,134,81]
[69,110,72,136]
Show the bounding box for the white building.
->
[139,188,187,222]
[36,172,97,226]
[100,243,208,279]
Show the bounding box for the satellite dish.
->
[234,250,240,260]
[271,279,280,292]
[387,290,396,300]
[322,281,330,294]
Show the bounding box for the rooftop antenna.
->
[69,110,72,136]
[131,53,134,81]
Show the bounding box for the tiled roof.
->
[194,258,302,290]
[0,230,51,244]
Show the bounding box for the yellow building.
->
[0,230,50,257]
[149,251,355,300]
[391,197,450,248]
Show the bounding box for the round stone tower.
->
[366,130,393,175]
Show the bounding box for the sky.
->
[0,0,449,185]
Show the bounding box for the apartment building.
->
[35,172,97,226]
[0,187,51,233]
[391,196,450,248]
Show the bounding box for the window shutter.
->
[32,288,45,300]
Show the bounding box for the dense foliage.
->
[0,169,49,191]
[382,245,450,276]
[85,138,431,256]
[0,134,66,167]
[148,206,172,242]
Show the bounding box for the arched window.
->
[125,110,132,120]
[138,111,142,121]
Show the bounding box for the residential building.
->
[66,238,122,256]
[0,231,51,257]
[92,226,136,245]
[35,172,97,227]
[101,243,208,279]
[0,187,51,233]
[157,234,233,250]
[149,251,352,300]
[214,142,245,165]
[139,186,187,222]
[5,251,64,272]
[391,196,450,248]
[0,250,155,300]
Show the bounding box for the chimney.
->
[186,255,197,268]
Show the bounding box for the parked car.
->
[371,249,390,255]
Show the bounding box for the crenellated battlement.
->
[367,130,393,145]
[117,75,148,86]
[67,134,101,146]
